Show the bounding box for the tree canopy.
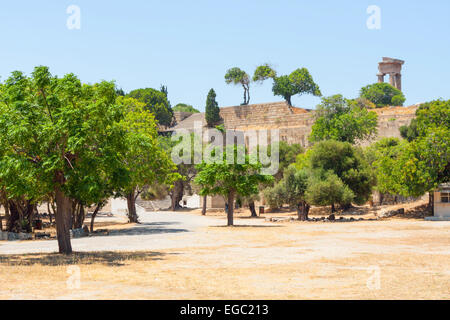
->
[310,94,378,144]
[305,173,354,213]
[253,65,321,106]
[127,88,173,126]
[359,83,406,108]
[367,100,449,199]
[0,67,128,252]
[194,146,273,226]
[205,89,221,127]
[0,66,178,253]
[116,96,179,222]
[298,140,375,206]
[173,103,200,113]
[225,67,251,105]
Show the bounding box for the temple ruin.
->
[377,57,405,91]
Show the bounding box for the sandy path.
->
[0,211,267,254]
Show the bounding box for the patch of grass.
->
[0,251,172,267]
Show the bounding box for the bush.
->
[305,174,354,212]
[360,83,405,107]
[263,183,286,210]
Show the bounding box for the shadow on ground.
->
[210,225,283,229]
[0,251,175,267]
[97,222,190,237]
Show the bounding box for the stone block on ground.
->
[70,228,89,239]
[377,208,405,219]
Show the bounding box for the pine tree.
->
[205,89,221,127]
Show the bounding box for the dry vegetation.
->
[0,200,448,300]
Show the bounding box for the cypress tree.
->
[205,89,221,127]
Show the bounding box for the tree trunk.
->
[90,204,102,233]
[202,195,207,216]
[429,192,434,216]
[50,198,56,223]
[72,201,85,229]
[379,192,384,206]
[331,203,336,213]
[55,188,73,254]
[4,201,9,221]
[227,191,235,226]
[246,85,250,105]
[6,199,32,232]
[47,201,53,224]
[171,180,184,211]
[7,200,20,232]
[286,96,292,107]
[297,201,309,221]
[126,192,139,223]
[249,201,257,217]
[0,191,9,221]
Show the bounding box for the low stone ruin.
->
[0,230,33,241]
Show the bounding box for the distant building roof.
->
[438,183,450,191]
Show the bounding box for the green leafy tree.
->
[253,64,277,82]
[396,127,450,198]
[310,94,378,144]
[205,88,221,127]
[400,99,449,142]
[173,103,200,113]
[300,140,375,206]
[195,146,273,226]
[116,96,179,222]
[263,141,303,181]
[369,100,450,209]
[281,166,310,220]
[400,118,419,142]
[364,138,405,204]
[225,67,251,105]
[262,183,286,211]
[305,173,354,213]
[0,67,128,253]
[393,100,450,200]
[254,65,321,106]
[360,83,405,108]
[127,88,173,126]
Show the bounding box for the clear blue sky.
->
[1,0,449,111]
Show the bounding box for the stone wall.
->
[217,101,417,147]
[173,111,195,124]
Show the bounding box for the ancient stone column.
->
[394,73,402,91]
[389,73,396,87]
[377,73,385,83]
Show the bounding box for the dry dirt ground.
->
[0,201,449,300]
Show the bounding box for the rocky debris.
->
[35,232,52,240]
[0,230,33,241]
[377,208,405,219]
[70,227,89,239]
[92,229,110,236]
[266,216,371,223]
[266,217,295,222]
[42,222,55,228]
